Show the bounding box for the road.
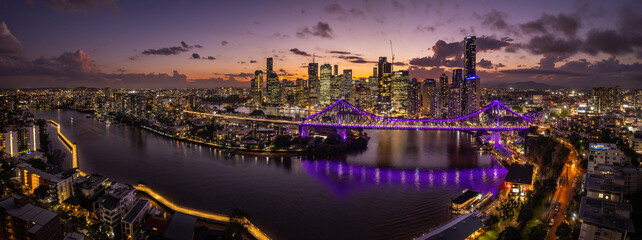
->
[546,139,583,240]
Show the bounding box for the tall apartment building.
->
[587,143,630,173]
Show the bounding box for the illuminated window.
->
[598,193,603,198]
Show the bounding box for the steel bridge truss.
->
[300,100,533,131]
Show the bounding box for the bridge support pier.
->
[299,126,308,137]
[337,128,347,141]
[491,131,501,144]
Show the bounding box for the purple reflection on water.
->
[303,159,508,198]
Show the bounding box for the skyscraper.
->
[448,82,461,118]
[341,69,352,101]
[295,78,306,107]
[333,64,339,76]
[266,72,280,106]
[252,70,263,105]
[439,73,449,117]
[330,74,342,103]
[266,57,273,74]
[391,70,409,115]
[319,64,332,106]
[408,78,421,118]
[452,69,463,87]
[308,62,319,106]
[464,36,476,78]
[462,76,480,115]
[377,57,392,113]
[421,79,437,118]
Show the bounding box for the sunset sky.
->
[1,0,641,88]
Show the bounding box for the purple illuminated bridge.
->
[299,100,533,140]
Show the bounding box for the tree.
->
[273,135,292,149]
[485,214,499,227]
[556,221,572,239]
[517,205,534,227]
[26,158,47,171]
[33,185,50,200]
[324,133,343,145]
[497,226,521,240]
[225,106,236,113]
[225,208,250,240]
[249,110,265,117]
[528,222,547,240]
[512,105,523,113]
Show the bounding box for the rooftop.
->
[504,163,534,185]
[583,173,627,193]
[578,197,634,232]
[163,213,197,240]
[416,212,483,240]
[122,198,149,224]
[0,196,59,234]
[452,189,480,205]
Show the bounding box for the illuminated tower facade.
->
[252,70,263,105]
[319,64,332,106]
[464,36,476,78]
[308,62,319,106]
[377,57,392,113]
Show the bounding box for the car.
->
[549,219,555,226]
[555,202,561,212]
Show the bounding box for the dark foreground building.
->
[0,196,64,240]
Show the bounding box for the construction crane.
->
[389,40,395,70]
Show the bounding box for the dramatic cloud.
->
[224,72,254,78]
[414,25,435,33]
[206,56,215,60]
[221,41,228,46]
[408,66,447,80]
[279,68,295,77]
[191,53,201,59]
[42,0,121,13]
[329,51,351,55]
[481,10,510,31]
[0,22,22,54]
[520,13,580,37]
[296,22,334,39]
[323,2,365,20]
[478,59,493,69]
[391,0,405,12]
[409,36,511,68]
[250,60,257,63]
[142,41,201,56]
[289,48,311,56]
[0,50,234,88]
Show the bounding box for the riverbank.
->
[43,117,273,240]
[140,125,304,157]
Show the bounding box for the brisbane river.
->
[34,109,507,240]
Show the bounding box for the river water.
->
[34,109,507,240]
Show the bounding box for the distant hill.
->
[493,81,564,90]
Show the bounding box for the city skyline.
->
[1,0,642,89]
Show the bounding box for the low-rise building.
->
[583,173,627,203]
[415,212,484,240]
[503,163,534,195]
[163,213,197,240]
[578,197,634,240]
[587,143,629,173]
[0,196,64,240]
[122,198,150,240]
[451,189,481,214]
[16,162,75,203]
[99,182,137,236]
